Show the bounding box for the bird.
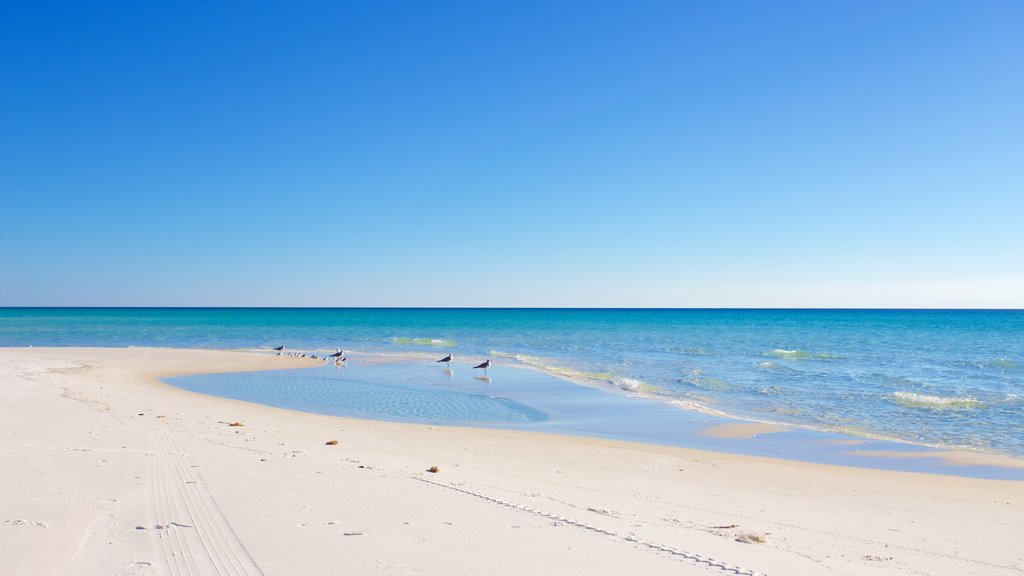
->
[437,354,453,366]
[473,359,491,373]
[273,345,285,356]
[334,357,346,366]
[329,349,344,359]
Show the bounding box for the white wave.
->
[768,349,839,361]
[489,351,615,382]
[392,337,458,347]
[891,391,983,410]
[614,377,644,392]
[666,398,732,418]
[758,361,796,372]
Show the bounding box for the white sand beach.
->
[1,347,1021,576]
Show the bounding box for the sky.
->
[1,1,1022,308]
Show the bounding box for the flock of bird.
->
[274,345,347,365]
[274,346,492,373]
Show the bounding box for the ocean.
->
[2,307,1022,460]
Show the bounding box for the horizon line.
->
[2,306,1022,312]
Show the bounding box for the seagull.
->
[437,354,453,366]
[473,359,491,374]
[329,349,344,359]
[334,357,347,366]
[273,345,285,356]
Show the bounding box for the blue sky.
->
[2,1,1021,307]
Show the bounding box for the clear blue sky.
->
[2,1,1021,307]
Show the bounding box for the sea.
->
[2,308,1022,468]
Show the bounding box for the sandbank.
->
[1,347,1021,576]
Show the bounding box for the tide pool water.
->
[2,308,1022,460]
[168,361,1024,479]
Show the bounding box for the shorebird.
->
[273,345,285,356]
[437,354,453,366]
[329,349,344,359]
[473,359,491,374]
[334,357,346,366]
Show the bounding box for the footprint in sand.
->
[2,519,48,528]
[123,561,154,575]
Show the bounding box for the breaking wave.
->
[392,337,458,347]
[489,351,662,394]
[614,377,646,392]
[768,349,840,361]
[891,391,984,410]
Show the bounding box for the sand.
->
[1,347,1021,576]
[700,423,788,439]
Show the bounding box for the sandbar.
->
[1,347,1021,576]
[700,422,788,439]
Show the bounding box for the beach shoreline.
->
[1,347,1021,575]
[168,348,1024,476]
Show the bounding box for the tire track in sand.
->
[151,430,263,576]
[415,477,766,576]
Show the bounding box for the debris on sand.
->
[325,440,338,445]
[427,465,440,473]
[736,533,769,544]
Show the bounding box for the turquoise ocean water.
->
[2,308,1022,462]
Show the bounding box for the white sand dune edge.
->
[0,347,1020,576]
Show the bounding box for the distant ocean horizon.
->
[2,307,1022,458]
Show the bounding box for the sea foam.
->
[891,391,983,410]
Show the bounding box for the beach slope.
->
[0,347,1020,575]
